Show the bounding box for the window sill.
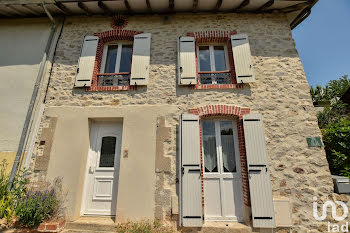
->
[89,85,135,92]
[191,84,243,90]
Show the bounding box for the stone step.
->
[64,217,117,232]
[65,217,252,233]
[198,222,252,233]
[62,230,115,233]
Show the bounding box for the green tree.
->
[327,75,350,99]
[317,101,348,128]
[311,75,350,178]
[310,85,330,103]
[322,119,350,177]
[310,75,350,104]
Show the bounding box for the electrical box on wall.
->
[273,198,292,227]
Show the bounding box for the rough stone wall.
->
[32,13,336,232]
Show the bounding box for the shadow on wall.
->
[71,86,148,96]
[0,19,52,67]
[52,14,299,67]
[0,19,52,152]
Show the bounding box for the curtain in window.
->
[203,121,218,172]
[220,121,236,172]
[203,136,218,172]
[221,135,236,172]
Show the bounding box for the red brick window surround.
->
[88,29,143,91]
[187,31,243,90]
[189,105,251,206]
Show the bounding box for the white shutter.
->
[178,37,197,85]
[179,114,203,227]
[243,113,275,228]
[74,36,98,87]
[130,33,151,85]
[231,34,255,83]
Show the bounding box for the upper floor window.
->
[177,33,255,88]
[99,43,133,87]
[197,45,230,85]
[101,43,133,74]
[198,45,228,72]
[74,32,151,90]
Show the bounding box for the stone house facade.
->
[2,0,345,232]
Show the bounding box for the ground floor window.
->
[202,120,237,173]
[202,119,244,221]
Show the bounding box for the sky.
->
[292,0,350,87]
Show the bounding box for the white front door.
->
[202,120,244,222]
[82,121,122,216]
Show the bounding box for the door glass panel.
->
[202,121,218,172]
[99,136,116,167]
[220,121,236,172]
[104,45,118,73]
[199,46,211,71]
[119,45,132,72]
[214,46,227,71]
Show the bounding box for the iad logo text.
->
[313,196,349,232]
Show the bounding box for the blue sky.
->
[292,0,350,87]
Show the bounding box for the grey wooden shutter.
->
[243,113,275,228]
[130,33,151,85]
[74,36,99,87]
[179,114,203,227]
[178,36,197,85]
[231,34,255,83]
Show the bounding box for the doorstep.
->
[63,216,117,232]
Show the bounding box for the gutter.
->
[8,2,58,185]
[1,0,317,30]
[290,0,318,30]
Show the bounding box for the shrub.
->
[0,160,9,198]
[322,118,350,177]
[0,160,28,223]
[317,100,348,128]
[16,178,64,227]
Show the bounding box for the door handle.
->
[89,166,95,174]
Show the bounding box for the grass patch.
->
[115,219,176,233]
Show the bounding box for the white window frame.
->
[197,44,230,72]
[197,44,230,84]
[100,42,133,74]
[202,119,241,176]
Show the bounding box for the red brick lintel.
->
[189,104,250,118]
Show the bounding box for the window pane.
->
[202,121,218,172]
[104,45,118,73]
[220,121,236,172]
[99,136,116,167]
[214,46,226,71]
[199,46,211,71]
[119,45,133,72]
